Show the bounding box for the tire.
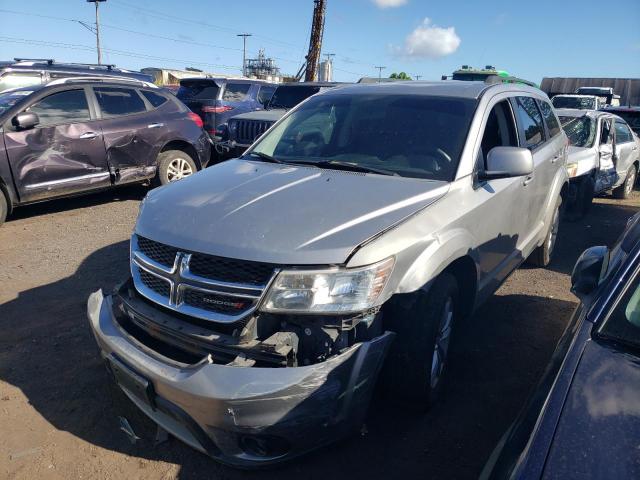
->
[155,150,197,186]
[382,273,458,410]
[567,176,594,220]
[529,195,561,267]
[0,189,7,226]
[613,164,637,200]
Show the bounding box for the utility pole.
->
[237,33,252,76]
[375,66,386,83]
[86,0,106,65]
[415,74,422,80]
[304,0,326,82]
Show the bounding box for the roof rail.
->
[485,75,538,88]
[57,62,117,70]
[46,76,157,89]
[14,58,54,65]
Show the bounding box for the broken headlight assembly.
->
[261,257,394,314]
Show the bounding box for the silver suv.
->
[88,80,568,467]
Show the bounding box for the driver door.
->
[3,87,110,202]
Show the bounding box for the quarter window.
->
[513,96,545,149]
[614,120,633,144]
[539,101,561,138]
[94,87,147,117]
[257,85,276,105]
[222,83,251,102]
[27,89,90,126]
[141,90,168,108]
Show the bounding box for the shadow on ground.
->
[0,197,636,479]
[7,185,147,221]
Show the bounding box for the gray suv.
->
[88,80,568,467]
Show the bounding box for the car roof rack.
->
[46,76,157,89]
[485,75,538,88]
[14,58,55,65]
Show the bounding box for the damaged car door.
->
[3,86,110,202]
[92,86,159,183]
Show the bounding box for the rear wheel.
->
[613,164,636,199]
[529,196,561,267]
[156,150,197,186]
[382,273,458,410]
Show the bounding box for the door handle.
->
[147,123,164,129]
[550,154,560,163]
[79,132,98,139]
[523,174,534,186]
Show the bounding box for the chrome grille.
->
[130,234,277,323]
[233,119,274,145]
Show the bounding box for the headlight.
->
[566,162,578,178]
[261,257,395,314]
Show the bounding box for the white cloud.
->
[372,0,408,8]
[397,18,461,58]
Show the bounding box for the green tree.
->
[390,72,412,80]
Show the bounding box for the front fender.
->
[394,228,479,294]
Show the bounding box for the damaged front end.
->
[88,264,394,466]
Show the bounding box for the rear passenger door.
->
[511,96,557,244]
[92,86,159,182]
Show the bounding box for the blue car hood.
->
[136,159,448,265]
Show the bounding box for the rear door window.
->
[539,100,561,138]
[27,89,91,126]
[94,87,147,117]
[513,96,546,149]
[222,83,251,102]
[614,120,633,144]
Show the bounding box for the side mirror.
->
[571,246,609,299]
[480,147,533,180]
[12,112,39,130]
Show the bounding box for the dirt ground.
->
[1,186,638,480]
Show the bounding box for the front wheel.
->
[529,196,561,267]
[382,273,459,410]
[155,150,197,186]
[613,165,637,199]
[0,190,7,226]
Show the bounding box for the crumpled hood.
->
[136,159,449,265]
[229,110,286,122]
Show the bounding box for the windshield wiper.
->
[244,151,283,164]
[313,160,400,177]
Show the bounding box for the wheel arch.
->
[160,140,202,170]
[0,178,14,215]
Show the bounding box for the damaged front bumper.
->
[87,287,393,467]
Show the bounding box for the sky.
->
[0,0,638,83]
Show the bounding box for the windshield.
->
[0,72,42,93]
[0,89,34,115]
[597,269,640,353]
[268,86,320,109]
[552,96,595,110]
[559,116,596,148]
[250,93,475,181]
[176,81,219,101]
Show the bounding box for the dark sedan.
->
[482,212,640,479]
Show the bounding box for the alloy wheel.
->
[625,168,636,196]
[547,205,560,257]
[166,157,194,182]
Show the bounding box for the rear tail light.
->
[202,105,234,114]
[187,112,204,128]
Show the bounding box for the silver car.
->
[558,109,639,215]
[88,80,568,467]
